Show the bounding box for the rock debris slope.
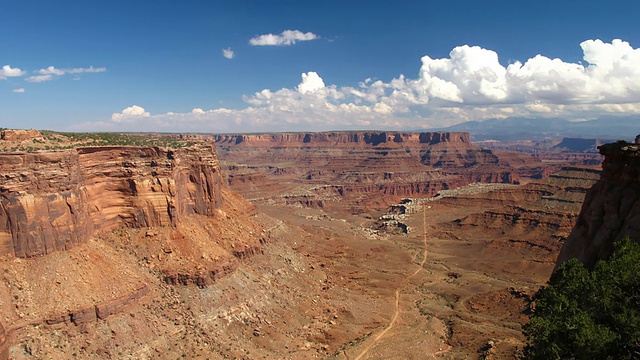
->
[0,141,282,359]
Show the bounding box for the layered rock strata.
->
[215,131,473,147]
[556,141,640,268]
[0,145,223,258]
[216,131,549,210]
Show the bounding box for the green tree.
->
[523,237,640,359]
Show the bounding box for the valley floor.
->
[3,188,554,359]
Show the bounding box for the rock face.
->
[450,166,600,255]
[215,131,473,147]
[216,131,550,211]
[556,142,640,268]
[0,145,223,258]
[0,129,42,142]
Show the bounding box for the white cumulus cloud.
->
[222,48,234,59]
[249,30,319,46]
[38,66,65,76]
[12,88,25,93]
[0,65,25,79]
[90,39,640,133]
[297,72,325,94]
[111,105,150,122]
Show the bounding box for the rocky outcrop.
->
[556,142,640,268]
[0,129,42,142]
[163,261,238,288]
[0,145,223,258]
[95,284,150,320]
[8,284,151,329]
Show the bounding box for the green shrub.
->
[523,237,640,359]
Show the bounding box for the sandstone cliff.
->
[0,145,223,258]
[216,131,551,211]
[215,131,473,147]
[556,142,640,268]
[449,166,599,255]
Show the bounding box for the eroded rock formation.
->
[440,166,600,259]
[0,129,42,142]
[556,141,640,268]
[216,131,550,211]
[0,145,223,258]
[215,131,473,147]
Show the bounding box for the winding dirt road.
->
[353,203,431,360]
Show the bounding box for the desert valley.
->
[5,2,640,358]
[0,127,635,359]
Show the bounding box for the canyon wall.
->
[215,131,552,211]
[0,145,223,258]
[556,142,640,268]
[215,131,473,147]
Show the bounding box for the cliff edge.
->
[215,131,473,147]
[556,140,640,268]
[0,144,223,258]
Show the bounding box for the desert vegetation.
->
[0,130,197,152]
[524,237,640,359]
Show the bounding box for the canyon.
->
[0,130,620,359]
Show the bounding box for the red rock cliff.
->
[215,131,473,147]
[555,141,640,268]
[0,145,223,258]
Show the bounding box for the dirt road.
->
[353,204,431,360]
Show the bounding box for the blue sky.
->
[2,0,640,132]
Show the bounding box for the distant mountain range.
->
[433,117,639,142]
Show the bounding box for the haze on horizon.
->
[2,0,640,133]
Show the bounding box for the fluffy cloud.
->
[12,88,25,93]
[297,72,325,94]
[222,48,234,59]
[38,66,65,76]
[27,65,106,82]
[508,39,640,103]
[96,39,640,132]
[411,39,640,106]
[26,75,53,83]
[0,65,25,79]
[249,30,318,46]
[111,105,150,122]
[416,45,508,103]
